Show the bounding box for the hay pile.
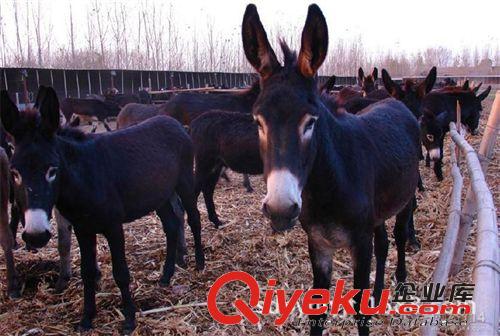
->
[0,97,497,336]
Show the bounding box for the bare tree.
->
[13,0,24,64]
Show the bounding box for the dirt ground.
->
[0,95,498,336]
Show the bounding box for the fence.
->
[421,91,499,336]
[1,67,500,104]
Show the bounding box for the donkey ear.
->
[357,67,364,86]
[417,66,437,98]
[34,85,48,108]
[297,4,328,78]
[472,82,482,94]
[477,86,491,101]
[38,87,60,136]
[320,74,336,93]
[242,4,279,79]
[372,67,378,81]
[0,90,20,136]
[382,69,401,98]
[462,80,469,90]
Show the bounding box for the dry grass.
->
[0,97,497,336]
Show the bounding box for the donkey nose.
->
[262,201,300,220]
[22,230,52,249]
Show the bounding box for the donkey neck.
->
[305,107,351,201]
[54,134,107,218]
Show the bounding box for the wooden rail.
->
[420,91,499,336]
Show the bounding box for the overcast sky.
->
[1,0,498,56]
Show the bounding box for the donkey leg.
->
[307,234,333,336]
[242,174,254,193]
[102,119,112,132]
[9,203,21,249]
[104,226,136,333]
[351,231,373,336]
[394,202,412,283]
[425,152,431,167]
[177,173,205,271]
[169,194,188,268]
[202,166,224,228]
[406,196,421,251]
[156,202,180,286]
[74,229,98,331]
[219,167,231,182]
[373,224,388,305]
[434,140,445,181]
[0,215,21,298]
[54,208,72,292]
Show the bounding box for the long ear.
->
[0,90,20,135]
[320,75,336,93]
[462,80,469,90]
[357,67,364,86]
[372,67,378,81]
[472,82,482,94]
[34,85,47,108]
[242,4,279,79]
[417,66,437,98]
[477,86,491,101]
[38,87,60,136]
[381,69,401,98]
[297,4,328,78]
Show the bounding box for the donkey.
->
[420,85,491,180]
[1,87,205,333]
[357,67,378,95]
[319,74,337,93]
[119,82,261,192]
[381,67,437,119]
[60,98,121,131]
[190,110,262,227]
[117,103,163,129]
[242,4,420,335]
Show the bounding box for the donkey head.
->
[419,110,447,161]
[1,87,61,248]
[382,67,437,118]
[242,4,328,231]
[358,67,378,95]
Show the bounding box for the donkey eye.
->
[46,167,58,183]
[11,169,22,185]
[426,134,434,142]
[304,118,317,133]
[253,116,264,130]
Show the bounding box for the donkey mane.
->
[279,40,298,69]
[57,126,88,142]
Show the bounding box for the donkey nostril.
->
[289,203,300,218]
[262,203,270,217]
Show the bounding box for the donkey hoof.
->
[406,240,421,252]
[159,276,171,287]
[54,277,70,293]
[176,256,187,269]
[195,259,205,271]
[122,319,136,335]
[8,289,21,299]
[210,219,223,228]
[77,318,93,332]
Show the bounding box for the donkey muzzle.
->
[22,230,52,248]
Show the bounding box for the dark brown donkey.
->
[1,87,205,333]
[190,111,262,227]
[60,98,121,131]
[117,82,261,192]
[242,4,420,335]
